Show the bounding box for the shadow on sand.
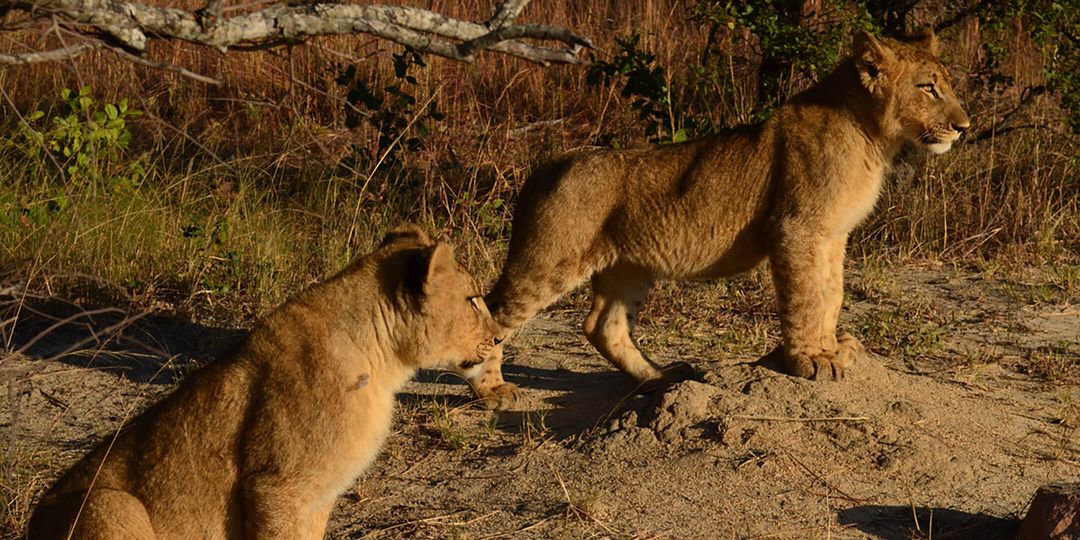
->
[403,361,648,440]
[838,505,1020,540]
[3,295,245,385]
[5,294,689,442]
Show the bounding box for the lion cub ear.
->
[910,26,940,57]
[421,243,459,297]
[853,31,894,94]
[379,224,432,249]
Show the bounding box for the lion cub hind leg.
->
[584,264,694,388]
[242,475,329,540]
[32,489,157,540]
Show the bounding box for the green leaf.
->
[105,103,118,120]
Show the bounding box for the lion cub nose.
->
[952,116,970,134]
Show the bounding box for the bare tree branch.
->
[458,23,591,60]
[487,0,529,30]
[0,41,101,63]
[2,0,592,68]
[109,45,223,85]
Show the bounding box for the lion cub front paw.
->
[637,361,698,393]
[474,382,521,411]
[837,332,866,360]
[784,349,854,381]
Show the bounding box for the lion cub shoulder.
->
[29,225,498,539]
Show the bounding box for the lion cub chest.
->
[830,163,886,237]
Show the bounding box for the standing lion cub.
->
[464,30,970,409]
[29,226,498,539]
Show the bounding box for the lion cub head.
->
[853,28,970,154]
[377,225,499,371]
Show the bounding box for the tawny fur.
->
[29,226,499,539]
[463,30,970,409]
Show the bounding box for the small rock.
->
[1020,483,1080,540]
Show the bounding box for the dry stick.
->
[359,510,470,539]
[137,108,230,169]
[434,510,499,528]
[1,277,33,354]
[550,463,619,536]
[473,516,554,540]
[107,45,223,85]
[13,307,127,357]
[11,298,168,359]
[732,414,870,422]
[783,450,865,505]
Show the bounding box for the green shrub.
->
[21,86,144,194]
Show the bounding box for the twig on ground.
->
[358,510,470,539]
[783,450,866,504]
[732,414,870,423]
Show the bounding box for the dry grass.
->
[2,1,1076,323]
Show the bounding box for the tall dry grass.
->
[0,0,1077,317]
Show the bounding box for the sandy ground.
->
[2,265,1078,539]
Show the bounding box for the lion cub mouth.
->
[918,127,960,154]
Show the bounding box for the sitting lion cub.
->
[29,225,498,539]
[464,29,970,409]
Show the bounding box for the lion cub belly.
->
[616,208,769,280]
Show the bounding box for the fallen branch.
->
[2,0,592,69]
[731,414,871,422]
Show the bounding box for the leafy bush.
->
[1018,0,1080,133]
[3,87,144,231]
[587,1,869,144]
[692,0,869,115]
[336,47,445,168]
[21,86,144,194]
[589,0,1080,141]
[586,33,703,144]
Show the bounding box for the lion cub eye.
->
[918,83,939,98]
[468,296,483,312]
